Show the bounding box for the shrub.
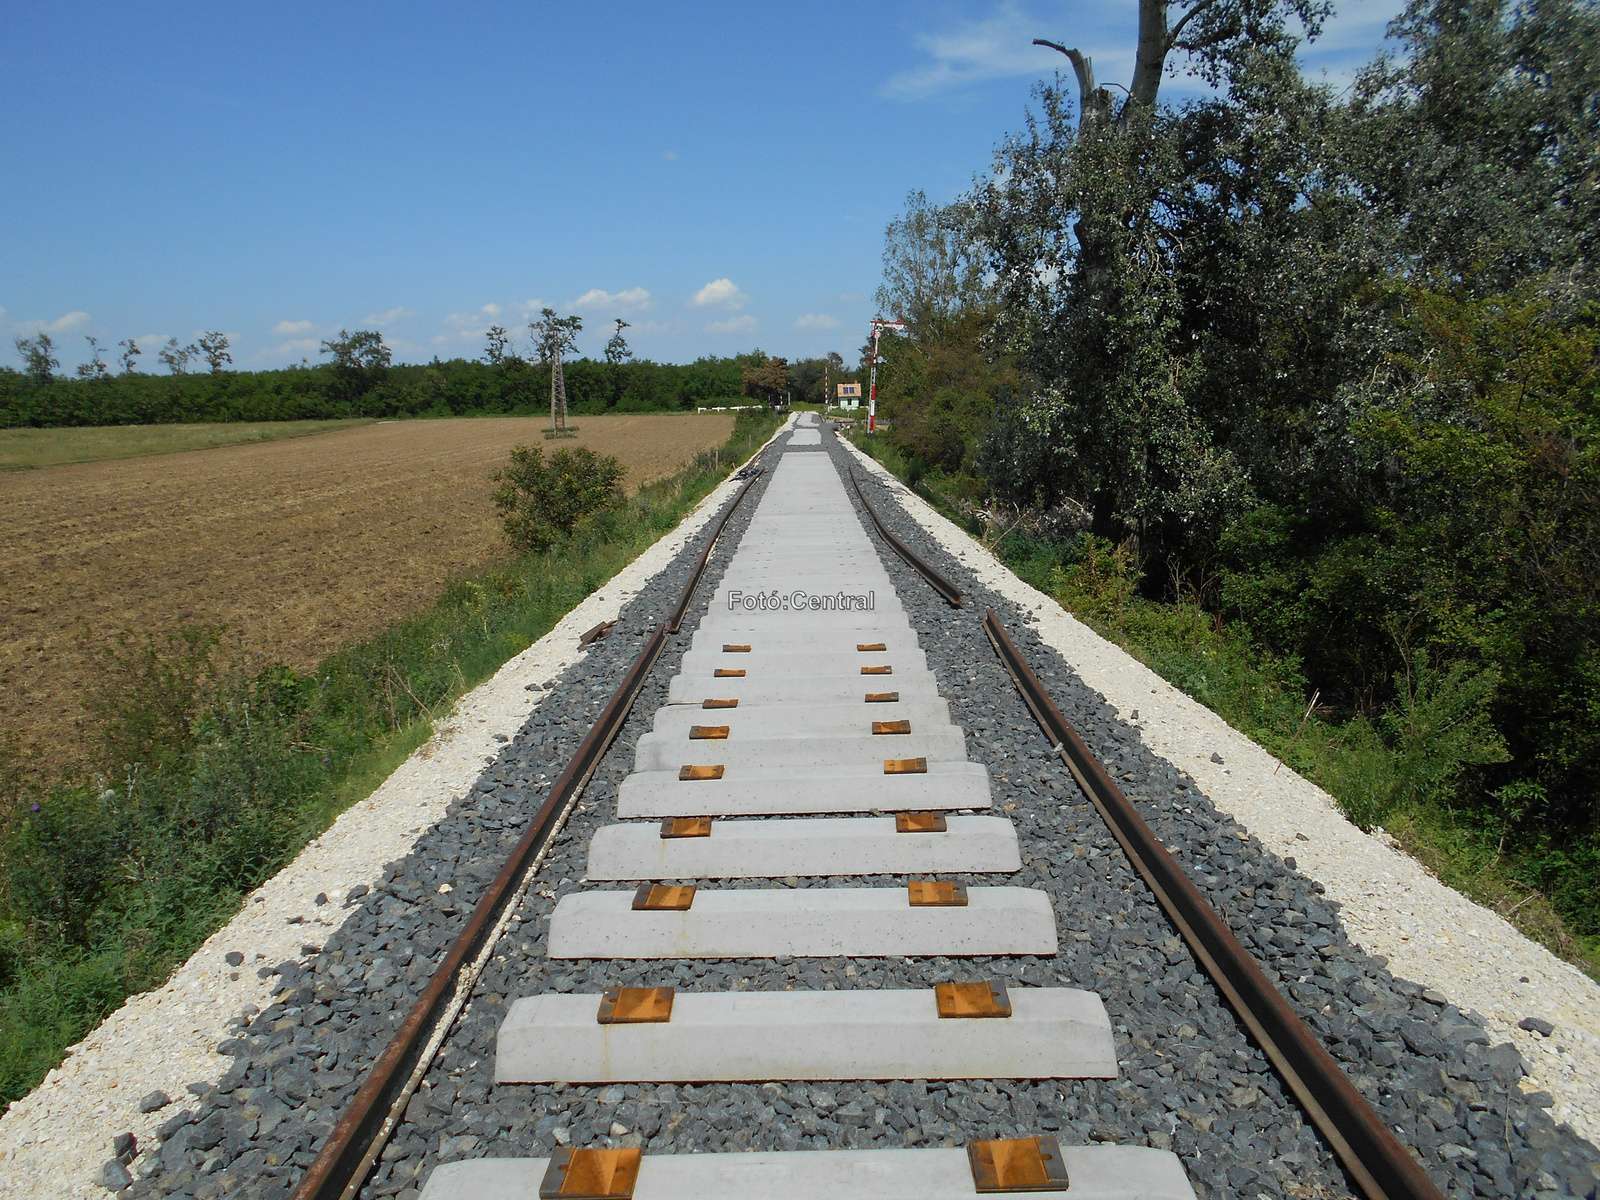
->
[492,445,627,553]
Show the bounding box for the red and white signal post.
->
[867,317,906,432]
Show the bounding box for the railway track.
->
[149,414,1599,1200]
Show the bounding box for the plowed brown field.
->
[1,414,733,765]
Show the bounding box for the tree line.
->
[869,0,1600,936]
[5,331,785,428]
[5,314,860,426]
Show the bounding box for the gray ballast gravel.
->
[0,418,796,1200]
[35,420,1600,1200]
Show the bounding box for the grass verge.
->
[0,418,378,470]
[850,430,1600,981]
[0,409,782,1107]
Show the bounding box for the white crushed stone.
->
[842,437,1600,1146]
[0,418,794,1200]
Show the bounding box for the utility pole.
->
[867,317,906,433]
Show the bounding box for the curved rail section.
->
[849,469,963,608]
[981,612,1447,1200]
[292,472,760,1200]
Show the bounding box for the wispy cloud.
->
[364,306,418,327]
[572,287,654,314]
[275,337,321,356]
[706,314,758,336]
[273,319,313,335]
[690,278,750,310]
[10,310,93,336]
[435,302,548,344]
[887,0,1382,105]
[883,2,1067,101]
[663,150,678,161]
[794,313,840,330]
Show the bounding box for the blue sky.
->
[1,1,1403,372]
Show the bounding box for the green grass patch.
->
[0,418,377,470]
[850,430,1600,981]
[0,410,782,1106]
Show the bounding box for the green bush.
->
[492,445,628,553]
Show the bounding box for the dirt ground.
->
[0,414,733,769]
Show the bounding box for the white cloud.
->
[364,306,418,327]
[663,150,678,161]
[273,319,313,335]
[883,2,1067,100]
[706,314,759,336]
[275,338,320,356]
[794,313,840,330]
[690,278,750,310]
[11,310,92,336]
[49,311,90,333]
[571,287,654,314]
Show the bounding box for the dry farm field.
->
[0,413,734,769]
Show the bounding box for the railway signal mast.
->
[867,317,906,432]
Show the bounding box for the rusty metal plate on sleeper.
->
[722,644,752,652]
[936,980,1012,1019]
[714,668,746,678]
[701,698,738,709]
[633,884,696,910]
[865,691,900,703]
[540,1147,643,1199]
[896,811,947,833]
[660,817,712,839]
[678,764,725,781]
[857,642,887,652]
[689,725,730,740]
[967,1136,1068,1192]
[872,719,912,735]
[883,757,927,774]
[908,880,968,906]
[595,987,675,1026]
[860,665,893,675]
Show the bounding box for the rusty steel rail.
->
[667,470,760,633]
[849,471,963,607]
[291,625,669,1200]
[981,610,1446,1200]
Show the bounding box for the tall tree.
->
[75,336,110,380]
[320,329,391,407]
[13,332,58,384]
[741,356,791,408]
[117,338,141,375]
[158,338,194,375]
[484,325,511,367]
[876,191,992,334]
[196,332,232,373]
[604,319,633,365]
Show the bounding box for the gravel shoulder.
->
[0,418,792,1200]
[839,436,1600,1148]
